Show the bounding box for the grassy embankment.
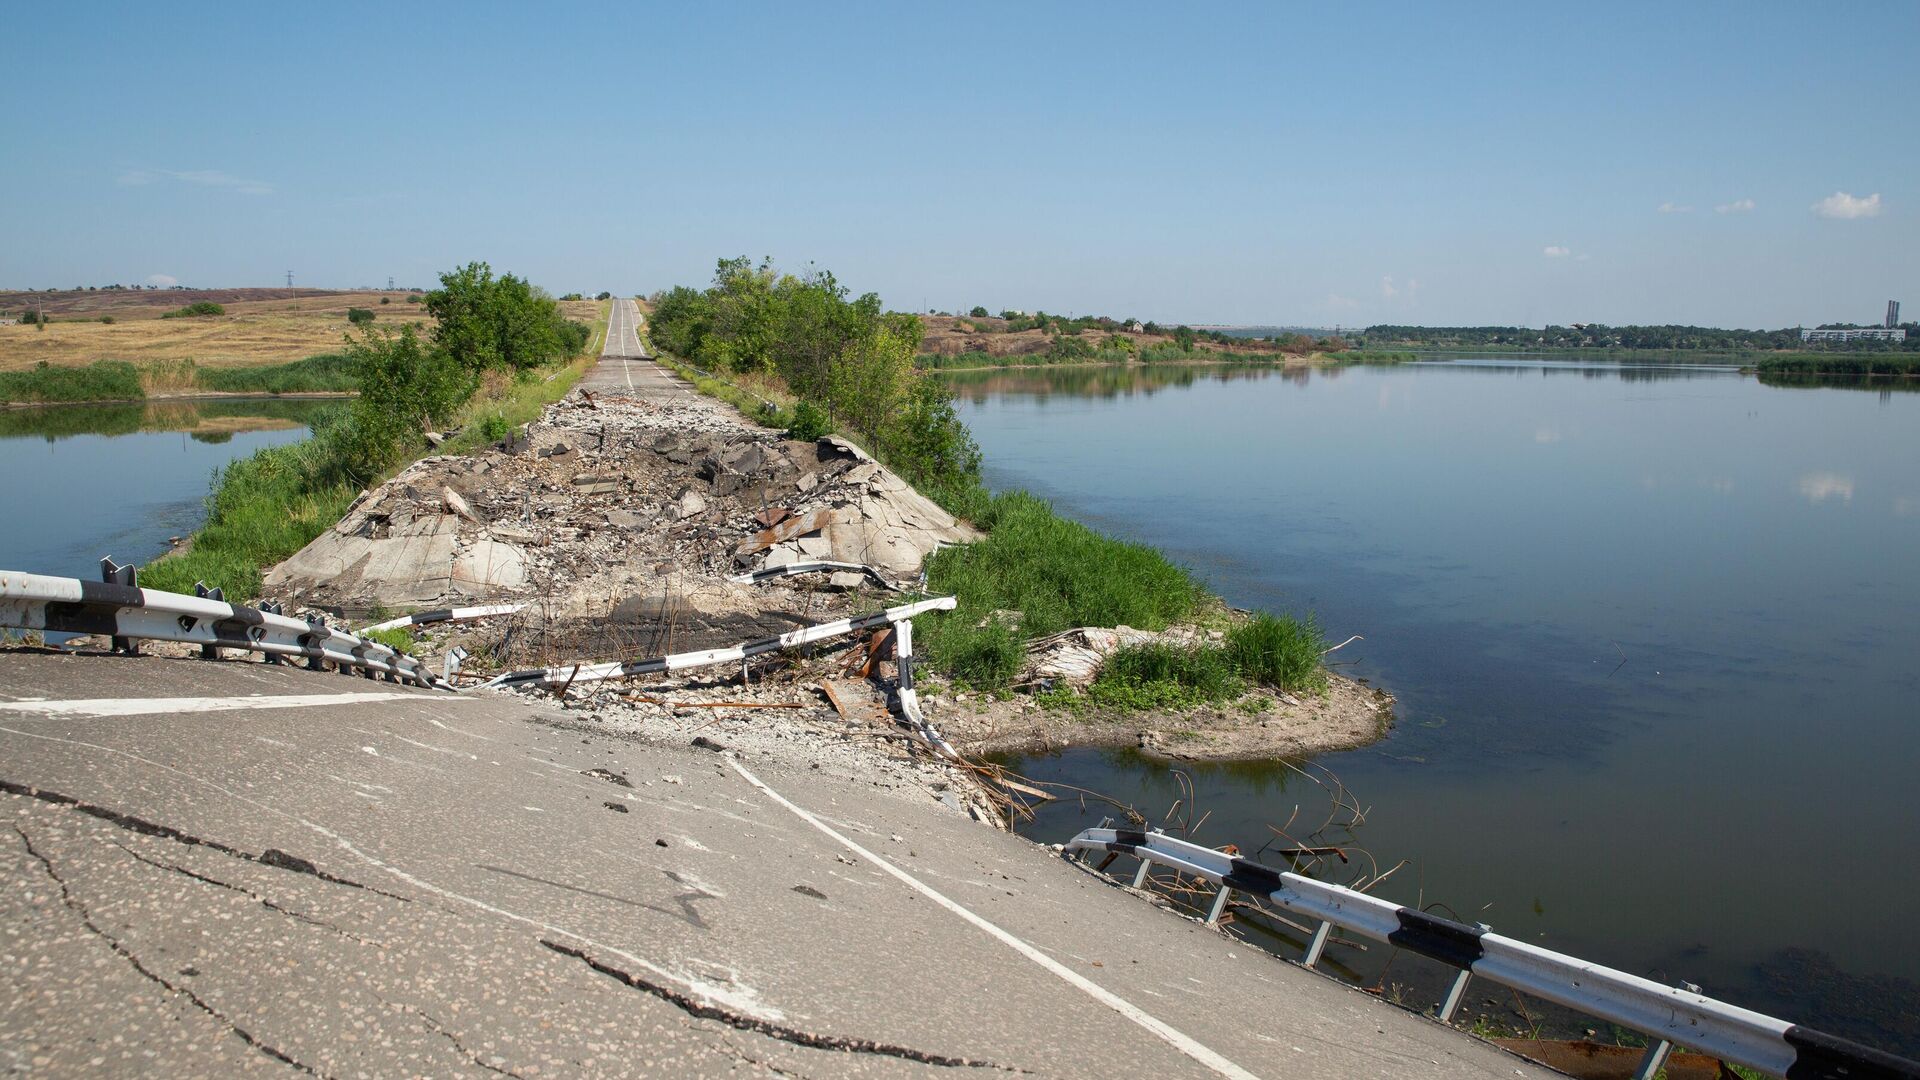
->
[0,353,360,405]
[646,266,1331,707]
[139,270,597,597]
[1752,353,1920,376]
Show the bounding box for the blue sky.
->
[2,2,1913,328]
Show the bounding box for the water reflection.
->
[0,398,331,443]
[0,398,327,580]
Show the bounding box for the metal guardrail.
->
[359,603,525,635]
[1065,827,1920,1080]
[477,596,957,690]
[1,562,445,689]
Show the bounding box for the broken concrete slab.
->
[451,539,528,594]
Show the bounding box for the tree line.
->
[1361,323,1918,352]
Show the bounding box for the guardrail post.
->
[1131,859,1152,889]
[1631,1039,1672,1079]
[193,583,222,659]
[1437,967,1473,1023]
[443,646,468,684]
[304,614,327,671]
[1205,885,1234,925]
[259,602,284,663]
[100,557,138,656]
[1436,923,1490,1023]
[1302,920,1333,968]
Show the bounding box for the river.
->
[0,399,331,584]
[947,360,1920,1053]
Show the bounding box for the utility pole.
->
[388,275,395,291]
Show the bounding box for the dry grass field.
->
[0,288,433,372]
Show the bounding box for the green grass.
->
[144,352,593,598]
[0,360,144,404]
[139,434,361,597]
[920,491,1206,687]
[192,353,357,394]
[1226,613,1328,693]
[1087,642,1244,709]
[439,354,597,455]
[362,627,415,655]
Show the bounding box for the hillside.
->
[916,314,1304,359]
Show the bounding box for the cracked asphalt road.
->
[0,650,1554,1078]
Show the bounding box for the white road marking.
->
[725,756,1259,1080]
[0,691,442,718]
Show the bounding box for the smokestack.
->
[1888,300,1901,329]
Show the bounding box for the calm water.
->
[952,361,1920,1051]
[0,399,328,582]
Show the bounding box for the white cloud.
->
[1406,277,1421,295]
[1379,274,1399,298]
[1798,472,1854,504]
[1543,245,1570,258]
[1324,293,1359,310]
[118,168,273,196]
[1811,191,1881,219]
[1658,202,1693,214]
[1534,426,1562,444]
[1714,198,1756,214]
[144,274,178,288]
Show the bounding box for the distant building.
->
[1801,327,1906,343]
[1889,300,1902,329]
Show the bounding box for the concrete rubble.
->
[263,391,977,663]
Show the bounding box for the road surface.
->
[0,650,1553,1078]
[582,297,695,401]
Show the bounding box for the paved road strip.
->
[726,754,1262,1080]
[0,691,447,718]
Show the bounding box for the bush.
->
[161,301,225,319]
[99,315,115,324]
[347,307,376,326]
[405,294,422,304]
[595,291,612,301]
[379,296,391,305]
[1225,613,1328,693]
[785,399,832,441]
[969,306,989,318]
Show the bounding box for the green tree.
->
[969,306,989,318]
[424,261,582,371]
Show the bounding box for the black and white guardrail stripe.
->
[359,603,525,635]
[889,615,959,759]
[726,561,901,591]
[0,570,445,690]
[479,596,957,690]
[1066,828,1920,1080]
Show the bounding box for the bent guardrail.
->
[479,596,957,690]
[359,603,525,635]
[1065,827,1920,1080]
[1,564,445,689]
